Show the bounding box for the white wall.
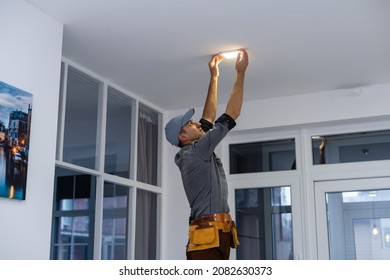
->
[0,0,63,259]
[161,83,390,259]
[237,83,390,131]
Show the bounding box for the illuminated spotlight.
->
[372,225,379,236]
[219,50,240,59]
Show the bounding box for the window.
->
[51,168,96,260]
[315,178,390,260]
[312,130,390,165]
[62,66,101,170]
[53,62,161,259]
[229,136,297,259]
[105,87,134,178]
[102,182,130,260]
[327,189,390,259]
[135,189,158,259]
[235,187,293,260]
[137,104,160,186]
[229,122,390,260]
[230,138,296,174]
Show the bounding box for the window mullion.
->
[132,101,139,180]
[93,82,107,259]
[56,62,67,161]
[128,187,137,259]
[96,82,107,172]
[93,176,104,259]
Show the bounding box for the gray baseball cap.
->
[165,108,195,146]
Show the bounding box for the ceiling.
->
[26,0,390,111]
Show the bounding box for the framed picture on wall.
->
[0,81,33,200]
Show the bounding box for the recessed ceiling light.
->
[219,50,240,59]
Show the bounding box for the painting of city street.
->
[0,81,32,200]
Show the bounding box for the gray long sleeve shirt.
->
[175,114,236,220]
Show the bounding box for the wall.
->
[161,83,390,259]
[0,0,63,259]
[237,83,390,131]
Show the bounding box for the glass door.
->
[230,175,302,260]
[228,136,302,260]
[235,186,294,259]
[315,177,390,259]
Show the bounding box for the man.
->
[165,49,249,260]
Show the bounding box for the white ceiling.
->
[27,0,390,111]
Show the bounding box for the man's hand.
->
[319,137,327,151]
[235,49,249,74]
[209,54,224,77]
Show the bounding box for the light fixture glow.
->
[219,50,240,59]
[372,225,379,236]
[369,191,377,198]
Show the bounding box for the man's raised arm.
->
[225,49,249,121]
[202,54,224,123]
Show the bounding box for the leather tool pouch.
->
[187,223,220,252]
[230,224,240,248]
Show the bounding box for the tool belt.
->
[187,213,239,252]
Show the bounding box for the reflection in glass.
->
[105,87,134,178]
[51,167,96,260]
[326,189,390,259]
[235,186,293,260]
[312,130,390,165]
[137,104,160,186]
[230,139,296,174]
[52,216,90,260]
[272,186,291,206]
[101,182,130,260]
[63,66,100,169]
[135,189,157,259]
[56,173,92,211]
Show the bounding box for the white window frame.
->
[223,128,304,260]
[54,58,163,259]
[314,177,390,259]
[303,118,390,258]
[223,117,390,259]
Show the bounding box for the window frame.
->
[52,59,163,260]
[50,171,97,260]
[224,118,390,259]
[223,128,304,260]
